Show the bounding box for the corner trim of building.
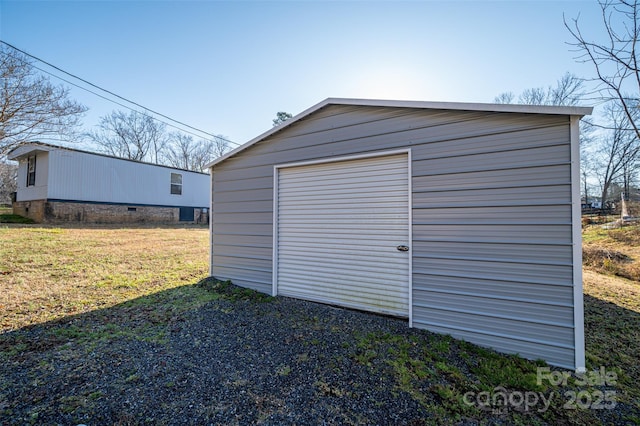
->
[570,116,586,372]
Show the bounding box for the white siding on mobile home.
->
[8,143,210,223]
[45,149,207,207]
[14,150,49,201]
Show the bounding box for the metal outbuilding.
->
[207,98,592,370]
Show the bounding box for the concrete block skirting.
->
[12,200,208,224]
[12,200,46,223]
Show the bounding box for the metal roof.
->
[205,97,593,169]
[7,141,209,175]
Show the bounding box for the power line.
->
[1,40,233,143]
[29,63,224,142]
[1,40,240,146]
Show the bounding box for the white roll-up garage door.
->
[274,152,411,317]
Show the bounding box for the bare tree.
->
[209,135,230,158]
[193,135,230,172]
[548,72,586,106]
[581,150,598,204]
[88,110,167,162]
[165,132,193,170]
[164,133,204,171]
[192,142,213,172]
[0,45,86,156]
[593,102,640,208]
[494,73,585,106]
[493,92,515,104]
[164,133,230,172]
[566,0,640,139]
[565,1,640,209]
[518,87,548,105]
[0,157,17,205]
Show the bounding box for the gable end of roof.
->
[205,98,593,169]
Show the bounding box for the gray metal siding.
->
[410,111,574,367]
[211,105,577,367]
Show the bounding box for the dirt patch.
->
[608,227,640,246]
[582,246,640,281]
[583,225,640,281]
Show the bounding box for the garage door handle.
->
[396,245,409,252]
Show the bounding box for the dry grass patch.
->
[582,224,640,414]
[0,225,209,332]
[582,246,638,280]
[583,270,640,411]
[583,224,640,281]
[583,269,640,312]
[607,226,640,246]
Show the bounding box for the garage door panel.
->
[278,199,408,209]
[278,248,408,263]
[279,238,402,249]
[280,162,405,181]
[282,287,408,311]
[281,289,406,317]
[275,153,410,317]
[278,239,400,251]
[278,268,407,290]
[279,228,408,236]
[279,212,408,221]
[279,175,408,190]
[280,259,406,283]
[280,223,406,236]
[280,181,408,193]
[278,275,409,300]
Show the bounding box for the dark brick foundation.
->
[12,200,208,224]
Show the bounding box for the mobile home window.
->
[26,155,36,187]
[170,173,182,195]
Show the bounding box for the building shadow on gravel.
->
[0,279,638,424]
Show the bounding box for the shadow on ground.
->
[0,279,638,425]
[583,294,640,404]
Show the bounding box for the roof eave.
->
[7,141,209,175]
[205,98,334,169]
[325,97,593,116]
[7,142,54,161]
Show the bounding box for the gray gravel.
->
[2,296,431,425]
[0,283,637,425]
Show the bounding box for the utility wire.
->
[1,40,240,146]
[29,62,224,142]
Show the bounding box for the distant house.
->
[8,142,209,224]
[207,97,592,370]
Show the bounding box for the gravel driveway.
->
[1,280,636,425]
[2,291,429,425]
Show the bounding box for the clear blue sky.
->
[0,0,602,146]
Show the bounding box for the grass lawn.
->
[582,224,640,414]
[0,224,638,424]
[0,207,32,224]
[0,225,210,331]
